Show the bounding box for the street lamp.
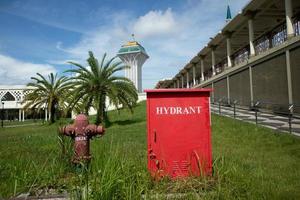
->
[1,102,4,128]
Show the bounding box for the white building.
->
[0,85,49,121]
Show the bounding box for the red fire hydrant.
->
[59,114,105,163]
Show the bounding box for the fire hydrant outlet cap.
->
[65,125,75,135]
[97,126,105,134]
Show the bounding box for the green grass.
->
[2,119,44,127]
[1,101,300,199]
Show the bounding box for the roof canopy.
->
[117,41,148,56]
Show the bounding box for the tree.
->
[24,73,71,123]
[66,51,138,125]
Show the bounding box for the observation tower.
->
[117,40,149,93]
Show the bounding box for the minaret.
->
[226,5,232,23]
[117,38,149,93]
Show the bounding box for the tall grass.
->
[1,101,300,199]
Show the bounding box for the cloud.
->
[133,8,178,38]
[0,54,56,85]
[54,25,130,65]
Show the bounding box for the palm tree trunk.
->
[50,103,56,123]
[84,97,93,115]
[96,93,105,125]
[84,106,89,116]
[96,101,102,125]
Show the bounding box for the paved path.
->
[3,123,42,128]
[211,104,300,136]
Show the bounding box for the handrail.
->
[213,97,300,112]
[212,98,300,134]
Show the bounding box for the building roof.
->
[0,85,31,90]
[117,41,148,57]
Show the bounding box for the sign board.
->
[145,89,212,178]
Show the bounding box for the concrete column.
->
[129,67,132,83]
[173,82,176,88]
[132,66,135,89]
[248,18,255,57]
[211,82,215,102]
[285,0,294,38]
[227,76,230,104]
[127,67,130,81]
[139,66,143,92]
[249,66,254,106]
[133,66,137,90]
[177,79,180,88]
[19,109,21,121]
[181,75,184,88]
[211,48,216,76]
[186,71,190,88]
[22,110,25,122]
[200,58,205,81]
[226,37,232,67]
[45,109,48,121]
[286,50,293,105]
[192,65,196,86]
[132,66,135,87]
[137,66,141,92]
[125,67,128,79]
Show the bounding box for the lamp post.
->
[1,102,4,128]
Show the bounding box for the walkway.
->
[211,104,300,136]
[3,123,42,128]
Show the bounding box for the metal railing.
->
[211,97,300,134]
[204,15,300,78]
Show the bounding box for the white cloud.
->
[133,8,178,38]
[0,54,56,85]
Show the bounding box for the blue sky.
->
[0,0,249,88]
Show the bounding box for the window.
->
[1,92,16,101]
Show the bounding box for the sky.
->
[0,0,249,88]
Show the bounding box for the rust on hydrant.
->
[59,114,105,163]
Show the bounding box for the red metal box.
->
[145,89,212,179]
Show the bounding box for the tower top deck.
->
[117,41,149,57]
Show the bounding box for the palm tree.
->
[24,73,71,123]
[66,51,138,125]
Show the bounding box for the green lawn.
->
[2,119,44,127]
[1,101,300,199]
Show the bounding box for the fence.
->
[211,97,300,134]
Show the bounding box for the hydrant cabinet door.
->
[145,89,212,178]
